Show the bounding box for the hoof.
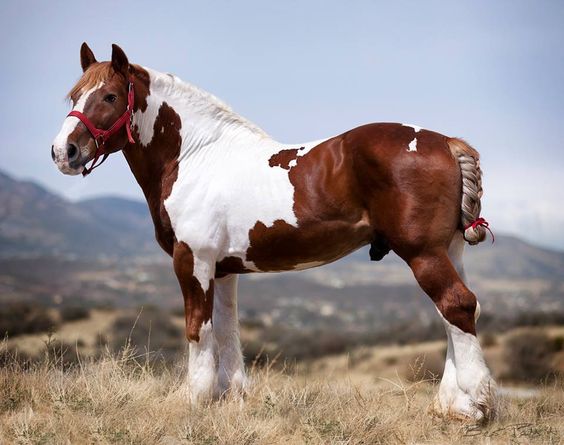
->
[186,388,214,406]
[217,370,250,400]
[430,396,483,422]
[430,388,497,423]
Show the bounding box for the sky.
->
[0,1,563,249]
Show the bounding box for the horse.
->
[51,43,497,420]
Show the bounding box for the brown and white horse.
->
[52,43,497,420]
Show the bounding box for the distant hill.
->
[0,168,563,331]
[0,170,156,258]
[333,233,564,283]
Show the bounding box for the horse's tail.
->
[447,137,487,245]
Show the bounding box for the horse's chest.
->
[164,147,300,264]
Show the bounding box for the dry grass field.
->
[0,333,563,445]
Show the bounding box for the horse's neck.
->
[122,67,279,236]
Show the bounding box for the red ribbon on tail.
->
[464,217,495,244]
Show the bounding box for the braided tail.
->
[447,138,489,245]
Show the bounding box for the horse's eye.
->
[104,94,117,103]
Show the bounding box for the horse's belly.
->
[242,217,372,272]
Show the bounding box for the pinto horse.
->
[52,43,497,420]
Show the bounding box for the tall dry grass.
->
[0,341,562,445]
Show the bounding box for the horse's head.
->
[52,43,134,176]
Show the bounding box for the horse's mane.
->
[156,72,269,138]
[67,62,268,138]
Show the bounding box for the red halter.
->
[67,79,136,176]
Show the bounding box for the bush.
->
[60,306,90,322]
[502,329,560,383]
[42,338,82,370]
[0,301,58,337]
[0,346,32,369]
[0,336,84,371]
[480,332,498,348]
[110,307,184,364]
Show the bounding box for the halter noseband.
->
[67,78,136,176]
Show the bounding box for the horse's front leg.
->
[213,274,248,398]
[173,242,217,405]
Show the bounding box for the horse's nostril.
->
[67,143,79,161]
[51,145,55,161]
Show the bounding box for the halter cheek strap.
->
[67,79,136,176]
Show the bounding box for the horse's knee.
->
[173,242,215,342]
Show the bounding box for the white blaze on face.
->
[52,84,101,174]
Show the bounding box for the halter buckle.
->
[94,134,105,150]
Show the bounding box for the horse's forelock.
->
[67,62,116,102]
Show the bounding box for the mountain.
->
[0,170,156,258]
[1,169,563,278]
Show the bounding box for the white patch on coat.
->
[52,84,101,171]
[403,123,422,132]
[403,124,421,153]
[133,81,167,147]
[187,320,217,405]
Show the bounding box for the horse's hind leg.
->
[213,275,248,398]
[431,232,490,418]
[405,244,496,421]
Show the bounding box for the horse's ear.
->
[80,42,97,72]
[111,44,129,78]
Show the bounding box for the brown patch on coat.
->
[173,241,214,342]
[122,68,181,256]
[247,132,375,271]
[268,146,305,170]
[215,256,251,278]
